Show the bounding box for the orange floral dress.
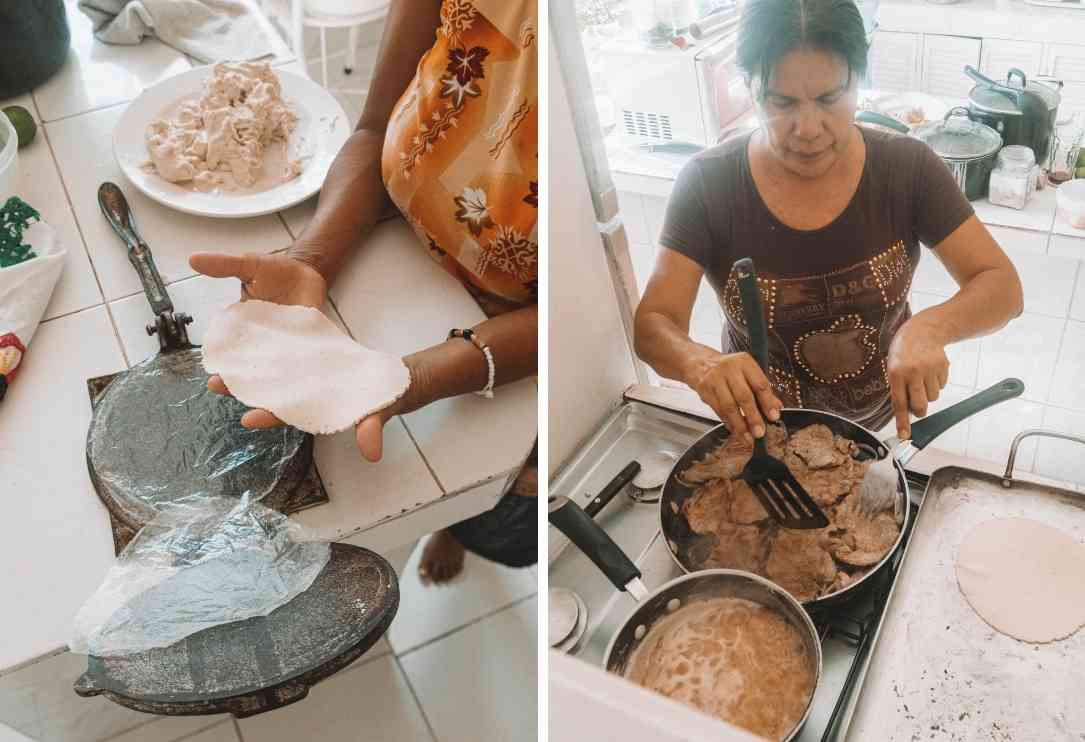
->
[382,0,538,318]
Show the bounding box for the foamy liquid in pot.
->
[623,597,814,741]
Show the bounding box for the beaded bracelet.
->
[448,328,495,398]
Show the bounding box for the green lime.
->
[2,106,36,148]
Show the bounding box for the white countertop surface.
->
[0,2,536,672]
[877,0,1085,45]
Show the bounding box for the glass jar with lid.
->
[988,145,1037,210]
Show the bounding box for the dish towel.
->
[77,0,276,63]
[0,198,66,404]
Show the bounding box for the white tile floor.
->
[0,10,536,741]
[618,185,1085,484]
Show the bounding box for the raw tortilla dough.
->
[202,300,410,434]
[955,517,1085,643]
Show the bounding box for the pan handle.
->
[897,378,1024,462]
[1001,428,1085,487]
[549,496,643,594]
[584,461,641,518]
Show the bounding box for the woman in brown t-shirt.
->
[634,0,1023,442]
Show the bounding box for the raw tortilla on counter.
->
[955,517,1085,643]
[202,300,410,434]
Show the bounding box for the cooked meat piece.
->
[678,426,788,486]
[765,529,837,602]
[683,480,730,535]
[827,489,900,567]
[705,522,773,573]
[828,567,869,593]
[729,480,769,524]
[784,451,870,508]
[787,424,849,469]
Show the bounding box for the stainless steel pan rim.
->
[601,567,823,742]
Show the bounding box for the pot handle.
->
[584,461,641,518]
[964,64,1023,108]
[856,110,909,134]
[902,378,1024,456]
[549,496,642,591]
[1001,428,1085,487]
[944,106,976,123]
[1007,67,1028,89]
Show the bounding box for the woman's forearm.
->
[910,265,1023,345]
[634,310,720,387]
[402,305,539,412]
[287,0,443,284]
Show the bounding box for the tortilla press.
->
[74,543,400,717]
[86,183,324,550]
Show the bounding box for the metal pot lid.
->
[969,78,1060,115]
[913,108,1002,160]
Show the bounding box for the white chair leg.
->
[320,26,329,88]
[291,0,308,78]
[345,24,359,75]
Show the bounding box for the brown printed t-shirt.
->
[382,0,537,318]
[659,127,973,431]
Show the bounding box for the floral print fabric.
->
[382,0,538,318]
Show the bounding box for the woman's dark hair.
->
[737,0,869,98]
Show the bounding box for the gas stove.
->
[548,398,923,742]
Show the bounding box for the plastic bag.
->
[0,198,66,402]
[86,348,308,516]
[71,493,330,657]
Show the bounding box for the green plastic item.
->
[0,197,41,268]
[2,106,36,148]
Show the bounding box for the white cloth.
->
[77,0,275,64]
[0,219,65,397]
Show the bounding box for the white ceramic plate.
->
[113,66,351,219]
[861,91,950,131]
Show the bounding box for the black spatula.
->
[734,257,829,529]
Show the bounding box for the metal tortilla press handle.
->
[548,496,646,599]
[98,183,173,317]
[98,182,192,351]
[1002,428,1085,487]
[900,378,1024,461]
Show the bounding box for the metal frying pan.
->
[74,543,399,717]
[86,183,311,533]
[549,496,821,742]
[658,262,1025,611]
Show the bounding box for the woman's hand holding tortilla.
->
[886,316,950,441]
[689,351,783,444]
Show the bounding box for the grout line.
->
[277,210,297,240]
[37,98,130,126]
[232,717,246,742]
[38,115,131,368]
[325,294,448,494]
[391,654,440,742]
[394,593,537,660]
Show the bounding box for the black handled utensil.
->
[584,461,641,518]
[734,257,829,529]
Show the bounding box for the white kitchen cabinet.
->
[980,39,1044,79]
[1044,43,1085,82]
[921,34,982,99]
[868,30,921,93]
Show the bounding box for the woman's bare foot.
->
[418,529,466,585]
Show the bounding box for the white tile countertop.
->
[0,1,536,673]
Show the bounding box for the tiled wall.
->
[618,188,1085,486]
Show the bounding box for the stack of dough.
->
[145,62,301,192]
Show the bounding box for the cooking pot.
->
[966,66,1061,167]
[0,0,70,99]
[549,495,821,742]
[912,106,1002,201]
